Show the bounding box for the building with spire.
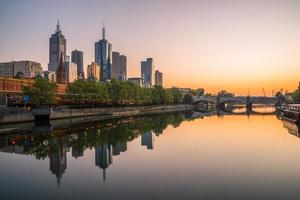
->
[56,53,66,84]
[95,25,112,82]
[48,21,67,72]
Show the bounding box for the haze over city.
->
[1,0,300,95]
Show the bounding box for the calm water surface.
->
[1,108,300,200]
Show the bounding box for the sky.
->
[1,0,300,95]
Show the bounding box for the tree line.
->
[22,77,186,106]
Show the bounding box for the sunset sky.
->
[1,0,300,95]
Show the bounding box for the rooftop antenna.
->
[56,20,60,32]
[102,22,105,39]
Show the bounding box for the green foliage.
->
[22,76,57,106]
[183,93,193,104]
[292,92,300,103]
[66,79,186,106]
[67,79,108,104]
[170,87,183,104]
[292,85,300,103]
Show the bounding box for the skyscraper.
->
[48,21,66,72]
[141,58,154,88]
[71,49,84,79]
[155,70,163,86]
[112,51,127,80]
[95,26,112,82]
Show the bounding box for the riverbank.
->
[0,104,193,124]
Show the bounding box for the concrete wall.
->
[0,104,193,124]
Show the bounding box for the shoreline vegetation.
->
[0,77,196,125]
[22,77,191,107]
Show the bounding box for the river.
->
[0,106,300,200]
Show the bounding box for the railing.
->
[288,104,300,112]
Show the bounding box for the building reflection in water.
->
[0,113,187,184]
[49,137,67,188]
[113,142,127,156]
[141,131,154,150]
[95,144,113,181]
[72,146,84,159]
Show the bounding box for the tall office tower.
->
[71,49,84,79]
[112,51,127,80]
[48,21,67,72]
[95,26,112,82]
[141,58,154,88]
[155,70,163,86]
[87,62,100,80]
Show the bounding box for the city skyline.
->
[2,0,300,95]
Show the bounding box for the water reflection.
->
[2,107,300,199]
[0,113,187,187]
[282,120,300,138]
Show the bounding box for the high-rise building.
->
[141,58,154,88]
[95,26,112,82]
[48,21,67,72]
[155,70,163,86]
[65,61,77,83]
[87,62,100,81]
[71,49,84,79]
[0,61,42,78]
[112,52,127,80]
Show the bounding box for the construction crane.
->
[262,88,266,97]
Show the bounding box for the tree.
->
[183,93,193,104]
[292,85,300,103]
[67,79,108,104]
[170,87,183,104]
[151,85,165,104]
[107,79,128,105]
[22,76,57,106]
[163,89,174,104]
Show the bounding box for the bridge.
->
[192,96,276,105]
[191,109,276,119]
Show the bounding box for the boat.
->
[282,104,300,124]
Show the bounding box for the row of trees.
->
[22,77,185,106]
[66,79,183,106]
